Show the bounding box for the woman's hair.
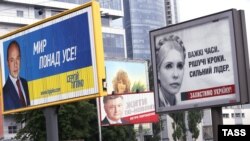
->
[112,70,131,93]
[156,35,186,69]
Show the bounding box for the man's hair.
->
[7,40,21,60]
[103,95,123,104]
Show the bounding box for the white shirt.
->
[106,116,122,124]
[9,74,27,104]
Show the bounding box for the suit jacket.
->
[3,76,30,111]
[101,117,129,125]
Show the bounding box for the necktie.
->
[16,79,26,106]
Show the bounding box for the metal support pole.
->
[211,107,223,141]
[43,106,59,141]
[160,114,169,141]
[96,98,102,141]
[139,124,144,141]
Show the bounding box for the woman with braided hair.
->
[156,35,186,107]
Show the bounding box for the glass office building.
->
[124,0,166,60]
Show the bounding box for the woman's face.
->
[117,80,126,93]
[158,48,184,95]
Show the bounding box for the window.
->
[101,17,110,27]
[8,126,17,134]
[103,33,125,58]
[242,113,245,118]
[100,0,122,10]
[16,10,24,17]
[34,7,45,19]
[231,113,234,118]
[222,113,229,118]
[235,113,241,118]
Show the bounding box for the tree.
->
[149,121,162,141]
[102,125,136,141]
[14,109,46,141]
[131,81,146,92]
[169,112,186,141]
[169,110,203,141]
[14,100,136,141]
[188,109,203,141]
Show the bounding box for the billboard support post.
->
[160,114,169,141]
[211,107,222,141]
[43,106,59,141]
[96,98,102,141]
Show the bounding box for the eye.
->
[177,62,184,70]
[165,63,173,69]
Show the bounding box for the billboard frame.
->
[0,1,106,114]
[150,9,250,113]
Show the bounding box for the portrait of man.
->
[102,95,128,125]
[3,40,30,111]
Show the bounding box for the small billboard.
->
[105,59,150,94]
[150,9,250,113]
[99,92,158,126]
[0,1,106,114]
[98,59,159,126]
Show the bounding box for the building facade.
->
[165,0,178,25]
[99,0,127,58]
[123,0,166,60]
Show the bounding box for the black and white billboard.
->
[150,9,250,113]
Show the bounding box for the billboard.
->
[99,59,159,126]
[0,1,106,114]
[99,92,158,126]
[150,9,250,113]
[105,59,150,94]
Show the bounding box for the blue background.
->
[3,12,92,81]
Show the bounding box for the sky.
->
[178,0,250,51]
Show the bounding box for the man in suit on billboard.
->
[102,95,128,125]
[3,40,30,111]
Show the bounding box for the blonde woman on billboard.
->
[156,35,186,107]
[112,69,131,94]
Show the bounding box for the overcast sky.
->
[177,0,250,108]
[178,0,249,22]
[178,0,250,47]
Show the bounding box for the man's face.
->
[104,97,123,121]
[7,44,20,78]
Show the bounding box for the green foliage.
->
[188,109,203,140]
[14,100,137,141]
[150,122,161,141]
[102,125,136,141]
[169,112,186,141]
[14,101,98,141]
[131,81,146,92]
[58,101,98,140]
[169,110,203,141]
[14,110,46,141]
